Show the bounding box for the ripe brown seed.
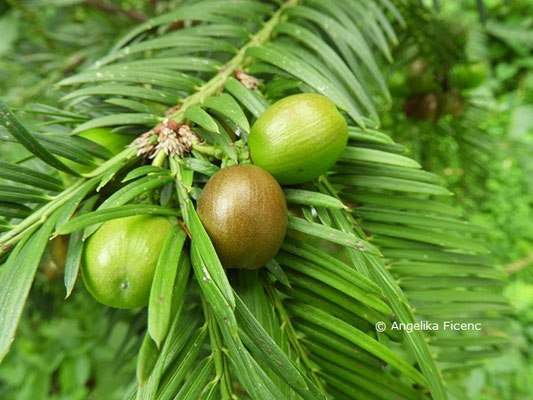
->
[43,260,62,282]
[43,235,69,282]
[404,93,439,122]
[197,164,287,269]
[50,235,69,269]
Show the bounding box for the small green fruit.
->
[248,93,348,185]
[81,215,173,309]
[388,71,408,97]
[197,164,287,269]
[450,62,488,90]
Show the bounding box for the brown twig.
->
[84,0,148,22]
[505,250,533,274]
[178,219,192,239]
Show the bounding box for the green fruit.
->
[248,93,348,185]
[81,215,173,309]
[61,128,132,174]
[388,71,408,97]
[197,164,287,269]
[450,62,488,90]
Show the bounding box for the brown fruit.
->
[43,260,63,282]
[197,164,287,269]
[43,236,69,281]
[404,93,439,122]
[50,235,69,269]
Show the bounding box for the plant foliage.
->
[0,1,512,399]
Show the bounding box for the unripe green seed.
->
[449,62,488,90]
[81,215,173,309]
[248,93,348,185]
[388,71,409,97]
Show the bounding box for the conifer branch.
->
[166,0,299,123]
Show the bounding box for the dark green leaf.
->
[187,202,235,308]
[55,205,179,235]
[137,334,160,386]
[364,222,489,254]
[203,93,250,132]
[331,175,453,196]
[224,77,269,118]
[62,85,178,106]
[0,160,63,191]
[0,202,32,219]
[235,295,323,399]
[72,113,160,133]
[288,303,427,386]
[284,189,347,210]
[183,158,220,177]
[287,216,379,255]
[340,146,420,168]
[0,185,50,204]
[0,210,59,362]
[122,166,171,182]
[0,100,80,175]
[173,357,214,399]
[148,228,188,347]
[185,105,220,133]
[64,195,99,298]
